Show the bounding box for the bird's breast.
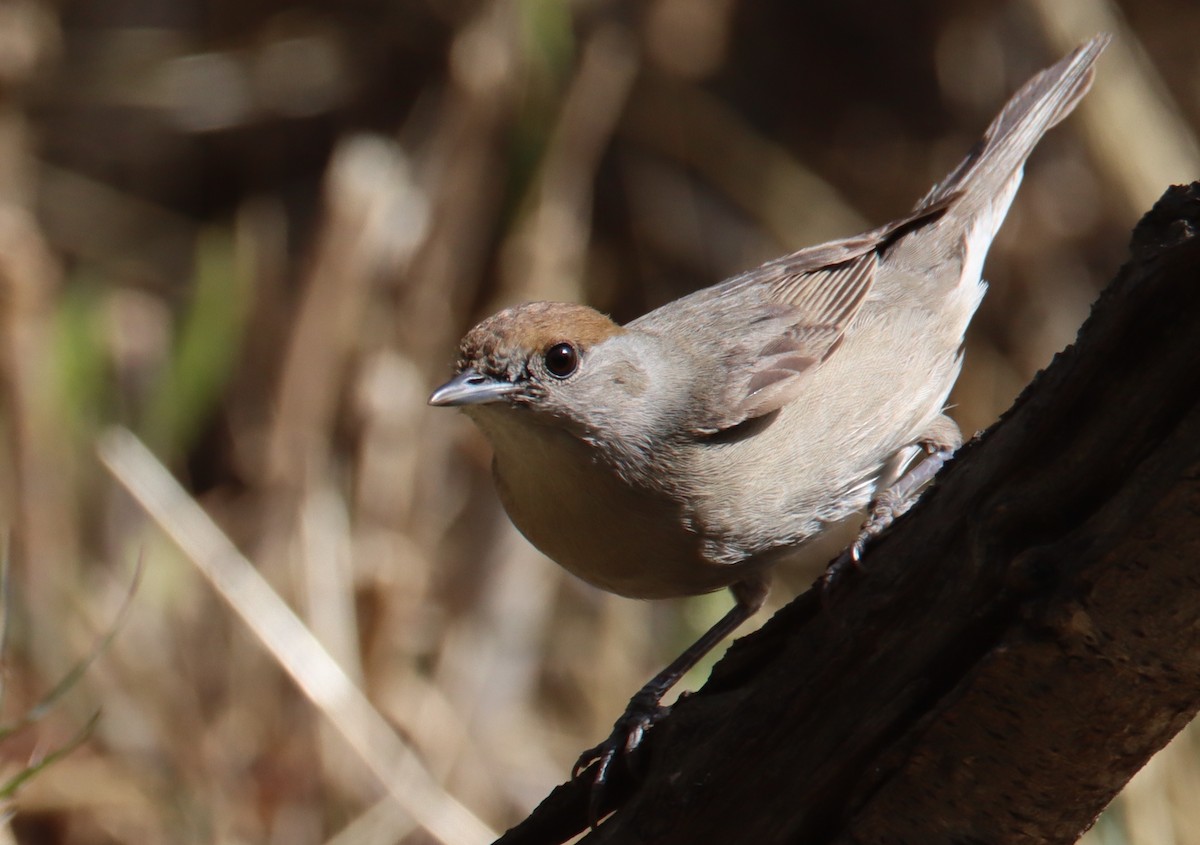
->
[474,408,751,599]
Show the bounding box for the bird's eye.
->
[544,342,579,378]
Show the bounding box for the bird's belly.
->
[491,444,748,599]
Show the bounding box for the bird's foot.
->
[823,447,954,598]
[573,689,672,827]
[823,486,910,592]
[851,486,913,560]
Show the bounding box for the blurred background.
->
[0,0,1195,842]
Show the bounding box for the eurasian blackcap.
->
[431,35,1108,794]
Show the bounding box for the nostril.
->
[466,374,487,385]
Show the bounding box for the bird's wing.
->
[676,200,950,434]
[723,251,878,423]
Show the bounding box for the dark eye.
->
[544,342,579,378]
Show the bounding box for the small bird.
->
[431,35,1108,795]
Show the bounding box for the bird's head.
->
[429,302,644,436]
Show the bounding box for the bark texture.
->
[496,183,1200,845]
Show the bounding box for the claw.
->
[822,447,954,600]
[821,546,860,600]
[574,697,670,827]
[823,486,913,597]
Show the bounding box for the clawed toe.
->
[574,696,670,826]
[823,447,954,601]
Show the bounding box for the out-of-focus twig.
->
[402,0,521,369]
[325,794,419,845]
[498,25,639,304]
[97,427,495,845]
[266,135,428,492]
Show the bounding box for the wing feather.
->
[731,253,876,420]
[634,197,950,435]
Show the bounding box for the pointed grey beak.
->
[429,369,521,407]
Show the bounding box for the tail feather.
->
[917,34,1109,217]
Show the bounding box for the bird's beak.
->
[428,369,521,406]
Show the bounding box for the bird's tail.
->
[917,34,1109,220]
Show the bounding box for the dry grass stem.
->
[97,427,495,845]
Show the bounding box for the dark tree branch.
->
[496,183,1200,845]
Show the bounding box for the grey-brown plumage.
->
[430,35,1109,792]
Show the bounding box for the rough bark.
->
[495,183,1200,845]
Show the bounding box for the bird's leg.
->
[847,413,962,563]
[574,575,769,825]
[847,444,955,562]
[824,418,961,595]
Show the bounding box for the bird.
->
[430,34,1108,801]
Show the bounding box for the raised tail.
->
[917,34,1109,218]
